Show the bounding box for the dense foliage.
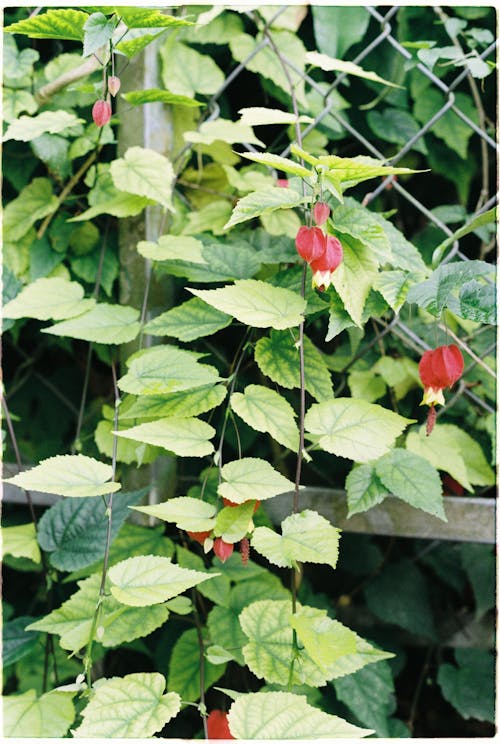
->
[2,5,496,738]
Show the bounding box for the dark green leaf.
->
[312,5,370,59]
[459,544,495,618]
[406,260,494,317]
[459,280,496,324]
[333,660,395,736]
[3,616,40,666]
[438,649,494,722]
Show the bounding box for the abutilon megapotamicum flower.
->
[213,537,234,562]
[418,344,464,435]
[295,225,343,291]
[207,710,234,739]
[313,201,330,226]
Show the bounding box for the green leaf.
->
[83,11,116,56]
[306,50,402,88]
[364,559,436,639]
[368,108,428,154]
[460,544,495,619]
[3,616,40,666]
[251,510,340,570]
[3,277,93,321]
[224,187,305,229]
[375,448,445,520]
[160,40,224,98]
[312,5,370,59]
[69,192,152,221]
[218,457,295,504]
[4,8,89,40]
[123,88,202,107]
[3,689,75,738]
[333,661,396,737]
[168,629,225,702]
[332,203,393,264]
[330,235,379,326]
[184,119,264,148]
[320,154,420,191]
[214,501,256,543]
[115,29,168,59]
[117,345,220,396]
[255,330,333,402]
[4,111,83,142]
[2,523,41,564]
[145,297,232,341]
[36,488,146,571]
[239,151,311,177]
[459,280,496,324]
[4,455,121,498]
[433,207,496,260]
[373,270,412,311]
[228,690,372,739]
[108,555,217,606]
[326,289,356,341]
[4,34,40,81]
[305,399,413,462]
[238,107,313,127]
[369,210,426,273]
[74,673,181,738]
[3,89,38,122]
[438,649,494,723]
[122,385,227,420]
[42,303,140,344]
[414,90,478,159]
[231,384,299,451]
[115,417,215,457]
[159,239,262,281]
[345,463,388,517]
[110,147,174,210]
[290,606,357,671]
[190,280,306,330]
[348,369,386,403]
[3,177,58,242]
[117,7,191,29]
[132,497,216,532]
[406,424,495,491]
[406,260,494,317]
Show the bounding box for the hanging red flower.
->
[313,201,330,226]
[418,344,464,434]
[187,530,211,545]
[207,710,234,739]
[295,226,343,291]
[92,99,112,127]
[213,538,234,562]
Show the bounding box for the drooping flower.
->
[295,226,326,263]
[213,538,234,562]
[92,99,112,127]
[295,226,343,291]
[222,497,260,512]
[187,530,212,545]
[418,344,464,434]
[107,75,121,97]
[207,710,234,739]
[313,201,330,226]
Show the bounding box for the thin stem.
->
[2,396,37,526]
[407,646,433,733]
[191,589,209,740]
[437,322,496,379]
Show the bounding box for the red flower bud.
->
[207,710,234,739]
[187,530,211,545]
[213,538,234,563]
[313,201,330,226]
[107,75,121,97]
[295,226,327,263]
[92,99,112,127]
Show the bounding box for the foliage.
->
[2,4,495,740]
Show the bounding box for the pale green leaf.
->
[434,207,496,260]
[3,178,58,242]
[214,501,256,543]
[4,8,88,40]
[2,523,41,564]
[69,192,152,221]
[4,455,120,498]
[239,151,311,177]
[306,50,402,88]
[290,606,357,671]
[369,210,426,273]
[4,111,83,142]
[132,497,216,532]
[145,297,232,341]
[110,147,174,210]
[117,7,191,29]
[406,260,494,317]
[123,88,202,107]
[108,555,217,606]
[459,281,496,325]
[218,457,295,504]
[319,154,421,190]
[373,270,413,311]
[83,11,116,57]
[251,510,340,569]
[121,385,227,420]
[238,107,313,127]
[327,633,394,680]
[115,29,168,59]
[261,208,302,238]
[184,119,264,147]
[255,330,333,402]
[375,448,446,520]
[345,464,388,517]
[190,280,306,330]
[231,384,299,451]
[137,235,205,263]
[117,344,220,396]
[224,187,305,229]
[74,673,181,738]
[406,424,495,490]
[332,203,393,264]
[3,88,38,122]
[95,418,160,466]
[331,235,379,326]
[347,369,386,403]
[373,356,420,400]
[168,629,225,702]
[115,417,215,457]
[42,303,140,344]
[3,689,75,738]
[160,40,224,98]
[305,398,413,462]
[228,690,372,739]
[2,277,94,321]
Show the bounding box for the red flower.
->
[187,530,211,545]
[92,99,111,127]
[418,344,464,435]
[276,178,289,188]
[213,538,234,562]
[313,201,330,226]
[207,710,233,739]
[107,75,121,97]
[222,497,260,512]
[295,226,342,291]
